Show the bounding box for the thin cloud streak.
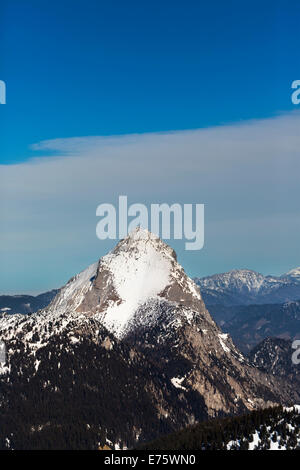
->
[1,112,300,293]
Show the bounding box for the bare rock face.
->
[0,228,298,449]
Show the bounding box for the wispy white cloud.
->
[1,111,300,293]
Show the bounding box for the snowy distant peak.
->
[283,267,300,280]
[198,269,265,293]
[198,266,300,290]
[195,267,300,306]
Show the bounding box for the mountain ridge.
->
[195,267,300,306]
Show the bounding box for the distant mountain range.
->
[195,268,300,306]
[194,268,300,353]
[0,290,59,315]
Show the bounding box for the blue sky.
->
[1,0,299,163]
[0,0,300,293]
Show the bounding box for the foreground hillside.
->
[138,406,300,450]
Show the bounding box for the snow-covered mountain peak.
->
[111,227,177,260]
[0,230,207,344]
[198,269,265,293]
[283,267,300,280]
[94,228,204,337]
[98,230,174,335]
[48,229,177,319]
[1,232,298,434]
